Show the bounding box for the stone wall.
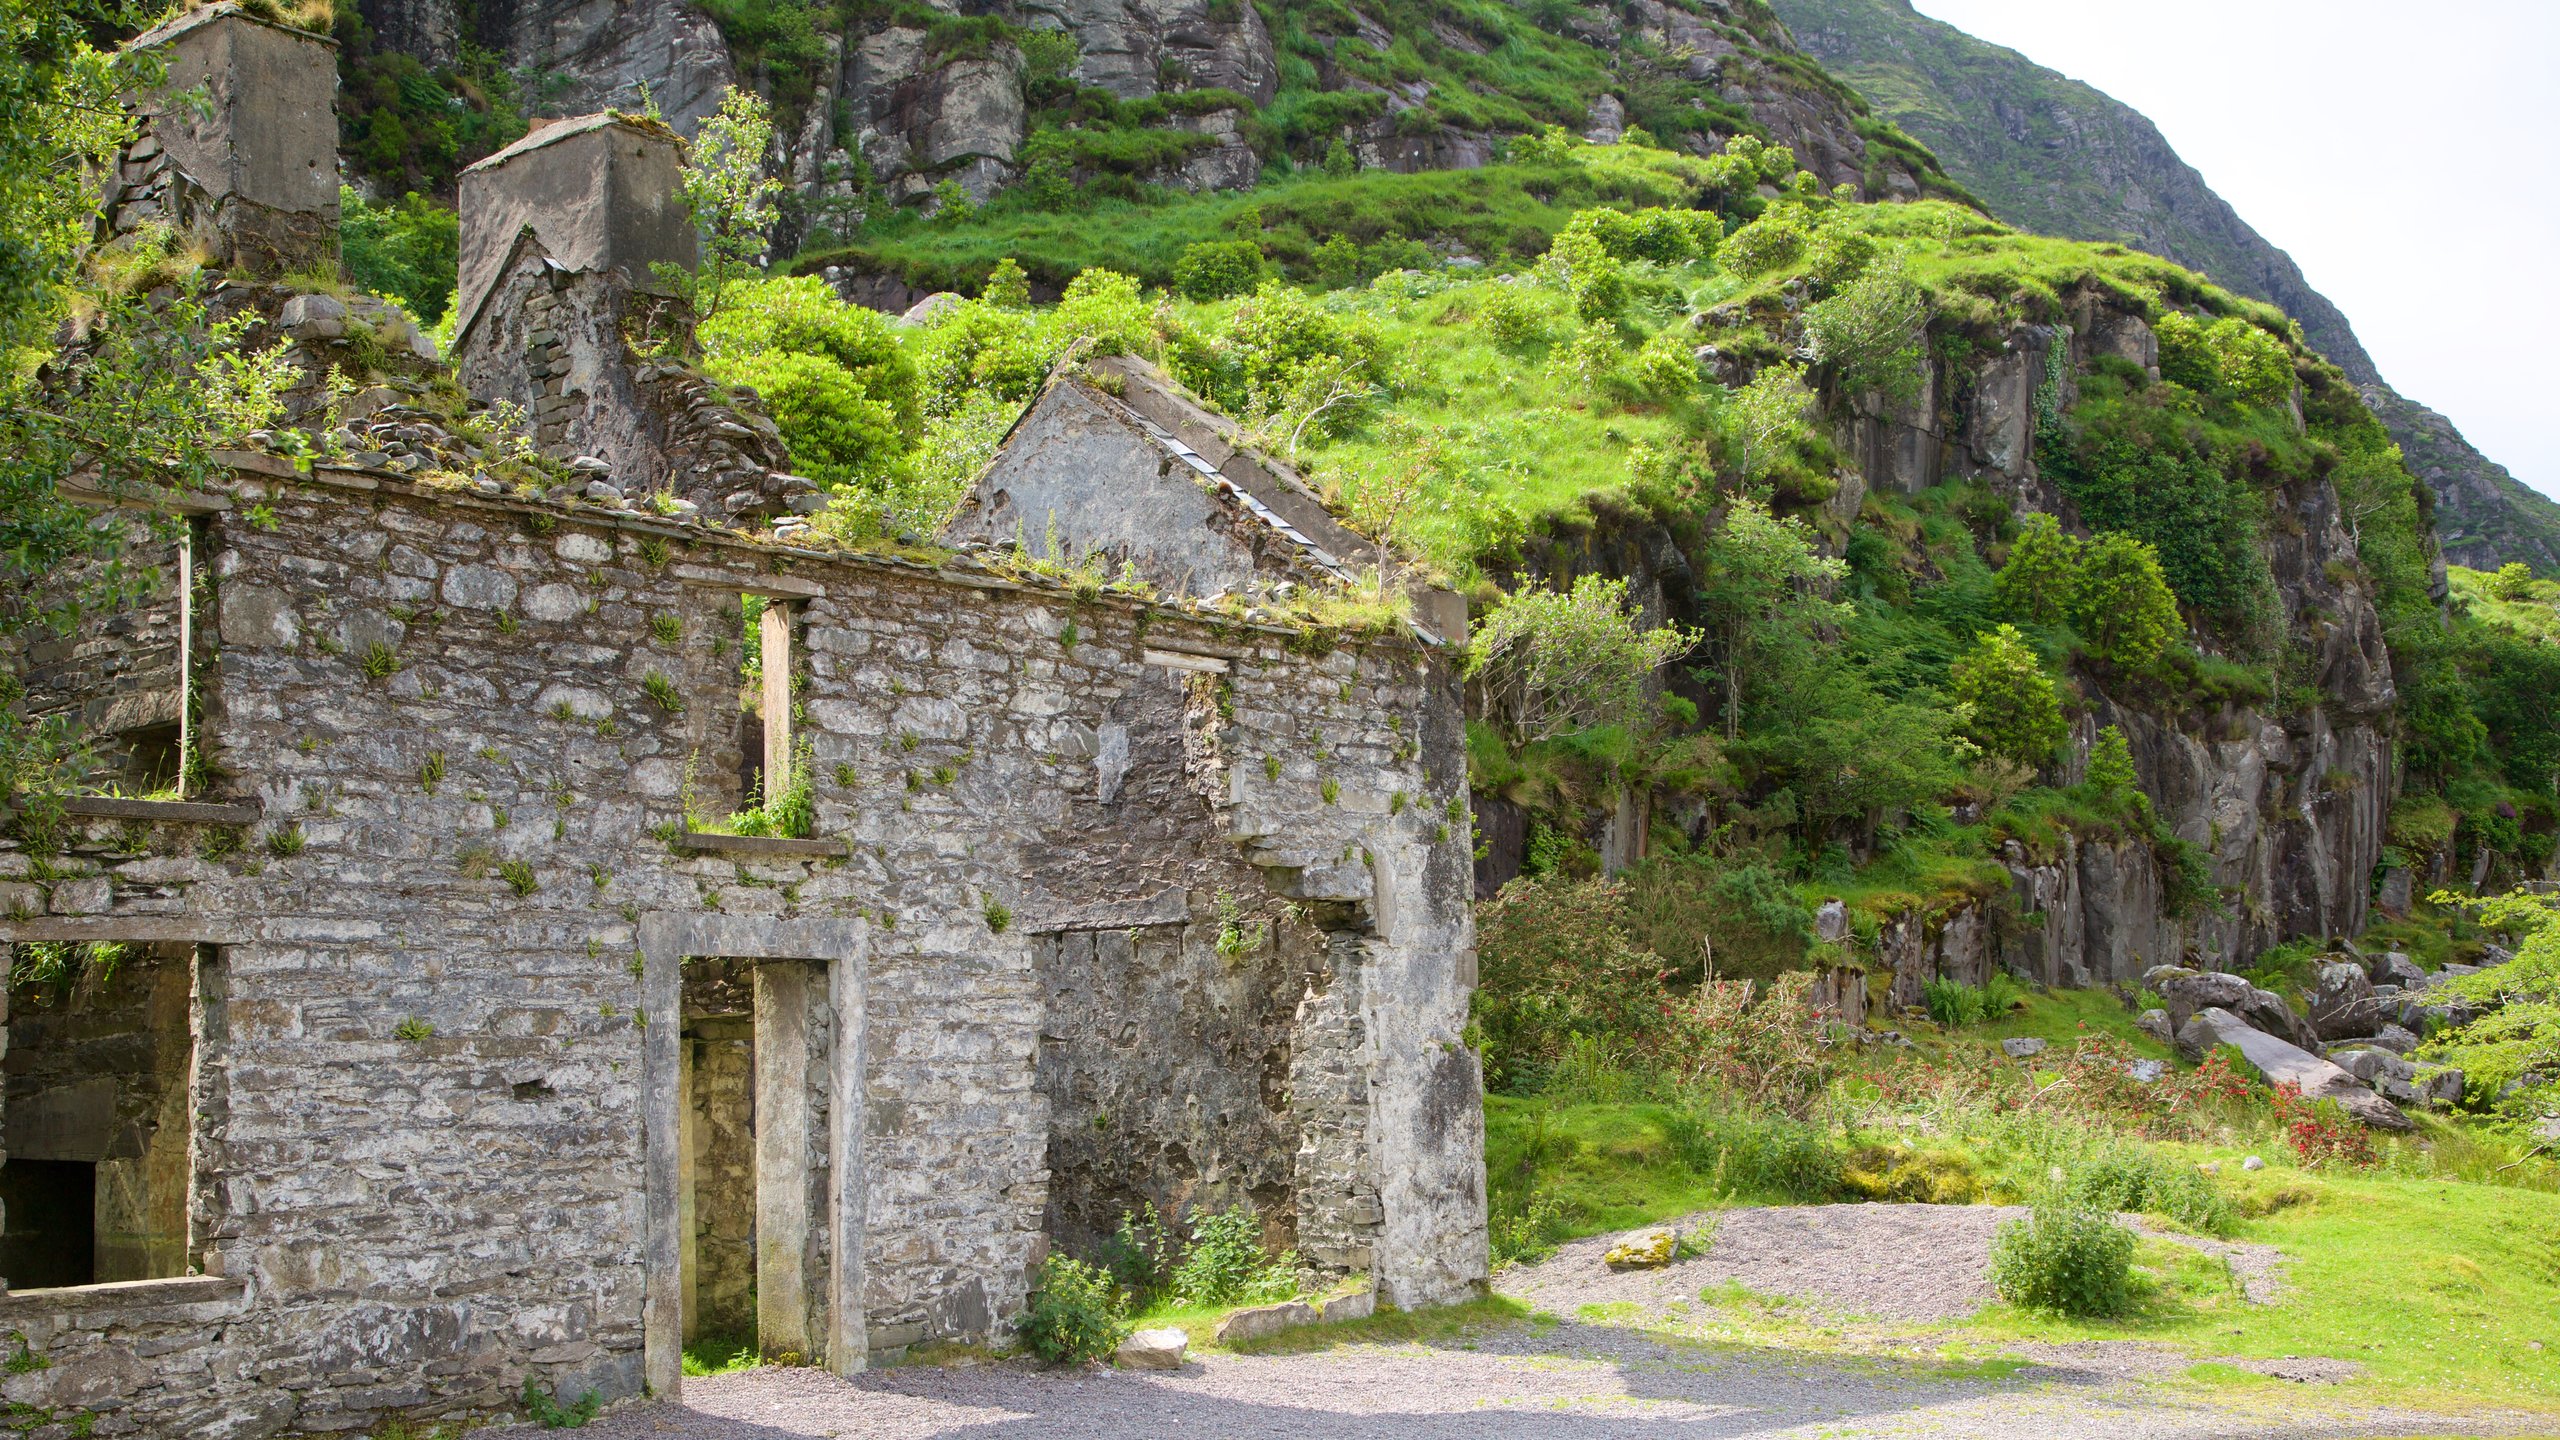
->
[10,527,190,793]
[0,461,1485,1435]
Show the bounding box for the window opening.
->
[0,940,210,1290]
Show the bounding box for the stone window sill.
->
[57,796,262,826]
[674,829,847,860]
[0,1275,246,1319]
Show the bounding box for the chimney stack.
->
[106,3,339,277]
[453,114,701,490]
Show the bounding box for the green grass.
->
[794,147,1722,294]
[1963,1165,2560,1410]
[681,1334,763,1376]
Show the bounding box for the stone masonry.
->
[0,13,1487,1435]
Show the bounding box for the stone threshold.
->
[674,828,848,860]
[0,1274,247,1319]
[57,795,264,826]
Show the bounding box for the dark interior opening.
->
[124,722,184,795]
[0,1161,97,1290]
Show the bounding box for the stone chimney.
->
[103,3,339,277]
[454,114,816,524]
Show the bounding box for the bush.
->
[340,187,458,323]
[2067,532,2183,668]
[1172,238,1265,301]
[1951,623,2065,767]
[1021,1255,1126,1363]
[1991,512,2079,626]
[1466,575,1699,745]
[1719,212,1808,278]
[699,275,919,487]
[1472,875,1665,1091]
[1475,284,1549,347]
[2063,1147,2235,1235]
[1169,1205,1299,1307]
[1988,1204,2138,1316]
[1664,1103,1845,1201]
[1921,972,2024,1027]
[2489,561,2534,601]
[1803,254,1925,402]
[2154,310,2293,407]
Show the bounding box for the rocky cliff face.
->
[1500,287,2394,993]
[363,0,1950,218]
[1768,0,2560,574]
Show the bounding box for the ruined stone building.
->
[0,10,1487,1435]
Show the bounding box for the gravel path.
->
[1500,1203,2291,1322]
[549,1205,2523,1440]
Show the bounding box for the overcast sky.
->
[1908,0,2559,498]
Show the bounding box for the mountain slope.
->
[1768,0,2560,574]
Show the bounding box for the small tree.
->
[1697,497,1848,739]
[1541,225,1625,322]
[671,87,782,327]
[1951,624,2066,767]
[1727,364,1814,489]
[1172,239,1265,301]
[1992,512,2080,625]
[1466,575,1700,744]
[2067,532,2182,668]
[981,256,1032,308]
[2489,561,2534,601]
[2081,724,2145,816]
[1803,253,1926,404]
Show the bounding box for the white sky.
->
[1908,0,2560,497]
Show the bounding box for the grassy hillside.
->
[1768,0,2560,575]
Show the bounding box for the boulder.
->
[2134,1008,2175,1046]
[1211,1300,1315,1346]
[2325,1047,2416,1086]
[1114,1326,1189,1369]
[2368,951,2427,988]
[2417,1068,2466,1106]
[2362,1023,2421,1055]
[2000,1037,2048,1060]
[2307,961,2383,1041]
[2146,965,2313,1049]
[2173,1006,2412,1131]
[1319,1288,1375,1323]
[1603,1230,1675,1270]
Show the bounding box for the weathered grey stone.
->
[2134,1008,2174,1045]
[2173,1007,2411,1131]
[2000,1037,2047,1059]
[2307,960,2382,1041]
[1212,1300,1316,1345]
[1114,1326,1188,1369]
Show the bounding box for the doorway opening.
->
[0,939,216,1290]
[678,954,826,1366]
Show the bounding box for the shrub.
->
[2063,1147,2236,1235]
[1664,1103,1846,1201]
[1472,875,1666,1091]
[2489,561,2534,601]
[1719,212,1808,278]
[2154,310,2292,407]
[1169,1205,1298,1307]
[1988,1204,2137,1316]
[981,256,1032,308]
[1475,284,1548,347]
[1541,225,1626,322]
[2081,725,2144,815]
[1465,575,1699,744]
[1020,1255,1125,1364]
[699,275,919,487]
[2067,532,2182,668]
[1172,239,1265,301]
[1951,623,2065,766]
[340,187,458,323]
[1991,513,2079,625]
[1921,972,2023,1027]
[1630,326,1700,400]
[1803,254,1925,402]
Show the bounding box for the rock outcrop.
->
[2174,1007,2413,1131]
[1771,0,2558,571]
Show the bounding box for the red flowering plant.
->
[2267,1081,2376,1169]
